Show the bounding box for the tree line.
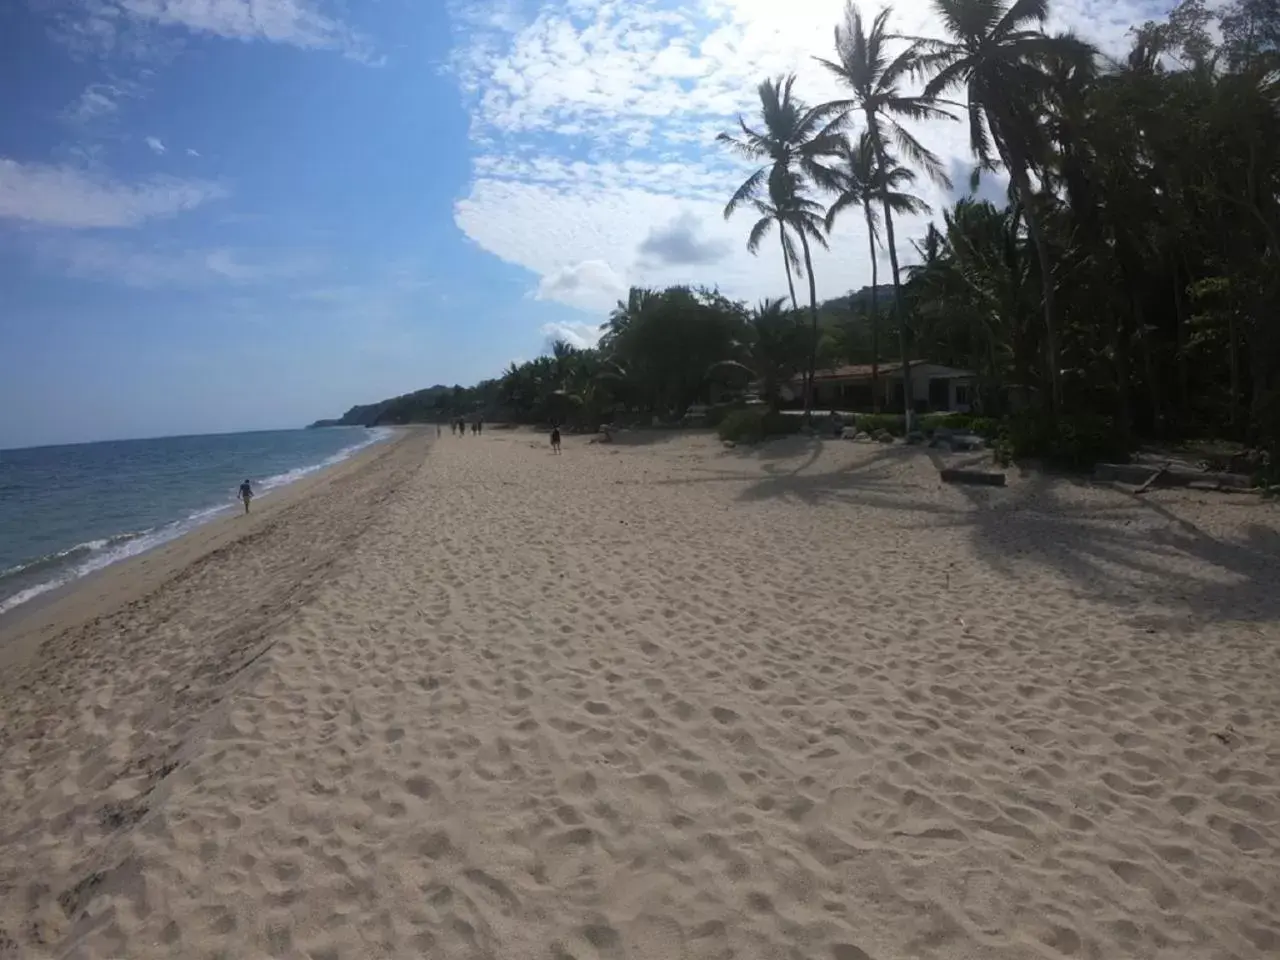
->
[316,0,1277,469]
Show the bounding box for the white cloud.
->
[0,158,226,228]
[145,135,166,154]
[186,147,201,156]
[62,82,134,123]
[541,320,603,349]
[450,0,1169,313]
[532,259,628,312]
[35,237,321,287]
[44,0,375,60]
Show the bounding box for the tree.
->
[816,3,954,425]
[1219,0,1280,69]
[908,199,1034,411]
[824,131,931,410]
[709,299,810,408]
[744,183,805,309]
[599,286,748,416]
[719,74,847,417]
[913,0,1096,413]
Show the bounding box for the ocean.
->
[0,427,391,616]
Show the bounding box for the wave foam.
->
[0,428,392,616]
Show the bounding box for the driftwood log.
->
[1135,462,1171,494]
[1093,463,1254,490]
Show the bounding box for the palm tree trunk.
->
[1229,307,1242,437]
[880,197,911,425]
[868,125,912,428]
[863,200,881,413]
[797,230,820,420]
[1009,161,1062,414]
[779,224,799,310]
[1172,261,1189,424]
[1115,306,1132,437]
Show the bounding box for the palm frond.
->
[882,163,920,189]
[967,98,995,167]
[880,41,923,90]
[707,359,758,379]
[824,191,864,232]
[885,190,933,216]
[920,54,972,98]
[724,166,768,219]
[891,122,953,188]
[883,95,956,123]
[807,108,854,148]
[716,127,767,162]
[746,215,774,255]
[995,0,1050,37]
[800,219,832,249]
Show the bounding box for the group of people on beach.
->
[238,417,562,517]
[441,417,560,453]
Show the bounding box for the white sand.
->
[2,428,1278,959]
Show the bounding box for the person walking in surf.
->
[238,479,254,514]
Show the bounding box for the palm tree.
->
[911,0,1097,412]
[549,337,579,391]
[744,185,805,309]
[779,174,836,414]
[816,2,954,426]
[709,298,809,409]
[909,199,1035,409]
[824,132,932,410]
[719,74,847,417]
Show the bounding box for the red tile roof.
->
[810,362,906,380]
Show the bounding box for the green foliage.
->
[717,408,802,443]
[917,413,1000,438]
[968,417,1000,440]
[854,412,1004,438]
[1000,414,1132,469]
[715,298,812,408]
[854,414,906,436]
[704,400,749,427]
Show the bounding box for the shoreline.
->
[0,427,428,954]
[0,428,401,662]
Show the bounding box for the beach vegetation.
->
[316,0,1280,473]
[717,408,803,444]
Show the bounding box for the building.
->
[784,362,976,413]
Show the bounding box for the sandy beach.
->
[2,427,1278,959]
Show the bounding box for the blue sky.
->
[1,0,1160,447]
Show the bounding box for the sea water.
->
[0,427,391,615]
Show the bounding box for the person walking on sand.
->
[238,478,254,514]
[477,416,484,436]
[550,423,562,454]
